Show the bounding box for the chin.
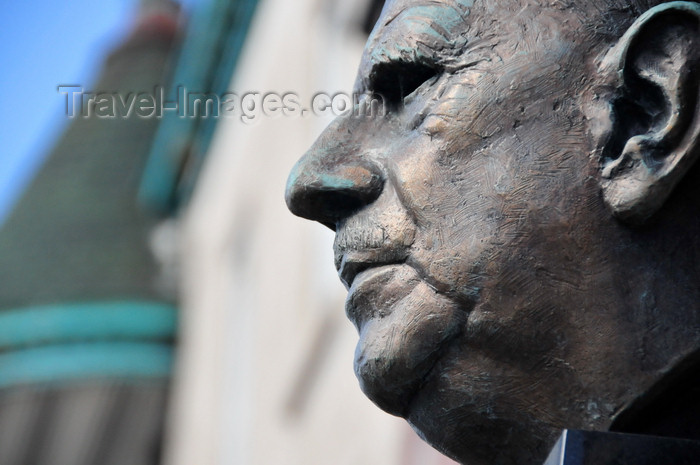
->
[347,265,467,416]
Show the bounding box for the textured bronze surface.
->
[286,1,700,464]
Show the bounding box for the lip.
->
[349,263,400,290]
[344,263,411,331]
[338,254,404,288]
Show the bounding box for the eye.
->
[369,61,441,107]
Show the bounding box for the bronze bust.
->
[285,1,700,464]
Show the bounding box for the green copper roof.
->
[0,25,178,310]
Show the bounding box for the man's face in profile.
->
[288,0,700,463]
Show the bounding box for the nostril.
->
[285,162,384,227]
[303,189,375,228]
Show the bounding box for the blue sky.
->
[0,1,197,224]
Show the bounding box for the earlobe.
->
[596,2,700,225]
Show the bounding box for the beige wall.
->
[165,0,457,463]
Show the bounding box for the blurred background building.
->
[0,2,181,464]
[0,0,457,464]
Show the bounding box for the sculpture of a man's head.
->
[286,1,700,463]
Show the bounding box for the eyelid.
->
[403,73,441,106]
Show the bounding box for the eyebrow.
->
[357,0,475,92]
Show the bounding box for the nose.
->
[285,139,384,230]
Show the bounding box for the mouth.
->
[338,256,404,288]
[336,247,409,289]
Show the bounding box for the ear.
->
[596,2,700,225]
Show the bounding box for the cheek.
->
[391,142,515,297]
